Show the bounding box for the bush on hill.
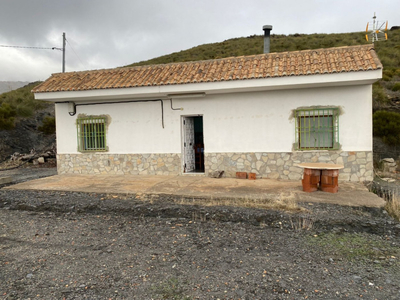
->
[0,82,44,130]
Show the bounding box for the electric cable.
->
[0,45,61,51]
[65,38,83,64]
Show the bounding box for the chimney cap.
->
[263,25,273,31]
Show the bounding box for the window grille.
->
[295,108,339,150]
[77,117,107,152]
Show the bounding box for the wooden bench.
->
[296,163,344,193]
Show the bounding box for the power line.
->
[0,44,62,50]
[66,38,83,65]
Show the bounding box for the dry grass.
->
[385,193,400,221]
[107,191,304,212]
[174,191,303,212]
[290,215,315,231]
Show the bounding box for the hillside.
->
[0,81,30,94]
[127,29,400,111]
[1,29,399,161]
[0,82,55,161]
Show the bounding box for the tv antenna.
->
[366,13,388,43]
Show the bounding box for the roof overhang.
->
[34,69,382,103]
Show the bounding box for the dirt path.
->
[1,189,400,299]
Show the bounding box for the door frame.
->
[180,114,204,174]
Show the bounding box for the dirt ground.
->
[0,184,400,300]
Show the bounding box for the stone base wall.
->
[57,153,181,175]
[205,151,373,182]
[58,151,373,182]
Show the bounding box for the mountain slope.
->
[0,83,55,161]
[0,81,30,94]
[126,30,400,110]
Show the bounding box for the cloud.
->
[0,0,399,81]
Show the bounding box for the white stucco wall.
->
[55,84,372,154]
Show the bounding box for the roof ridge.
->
[47,44,376,77]
[32,44,381,93]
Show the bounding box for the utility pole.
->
[62,32,66,73]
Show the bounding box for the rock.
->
[26,273,33,279]
[210,170,224,178]
[38,157,45,164]
[379,158,397,173]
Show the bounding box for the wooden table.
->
[296,163,344,193]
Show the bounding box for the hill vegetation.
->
[0,82,47,130]
[127,29,400,111]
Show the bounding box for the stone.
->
[288,172,302,180]
[289,166,302,173]
[268,172,280,179]
[318,156,331,162]
[339,173,350,181]
[350,174,359,182]
[348,155,356,162]
[356,152,366,158]
[276,158,284,166]
[330,154,339,160]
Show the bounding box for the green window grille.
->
[295,108,339,150]
[77,117,107,152]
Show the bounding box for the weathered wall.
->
[55,84,373,181]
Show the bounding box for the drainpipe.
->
[262,25,273,54]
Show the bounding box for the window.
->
[77,117,107,152]
[295,108,339,150]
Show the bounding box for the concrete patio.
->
[4,174,385,208]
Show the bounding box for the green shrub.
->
[373,82,388,104]
[373,110,400,145]
[38,116,56,135]
[0,103,17,130]
[392,82,400,92]
[16,105,34,117]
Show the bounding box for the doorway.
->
[182,116,204,173]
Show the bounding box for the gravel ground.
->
[1,168,400,299]
[0,165,57,186]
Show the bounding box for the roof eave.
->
[34,69,382,102]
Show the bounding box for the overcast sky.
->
[0,0,398,82]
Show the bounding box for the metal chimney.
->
[262,25,273,54]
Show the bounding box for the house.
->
[32,43,382,182]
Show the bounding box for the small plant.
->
[392,82,400,92]
[384,192,400,221]
[152,277,190,300]
[290,215,314,231]
[372,82,388,105]
[373,110,400,146]
[38,116,56,135]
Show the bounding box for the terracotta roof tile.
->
[33,44,382,93]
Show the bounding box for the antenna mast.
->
[62,32,66,73]
[365,13,388,43]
